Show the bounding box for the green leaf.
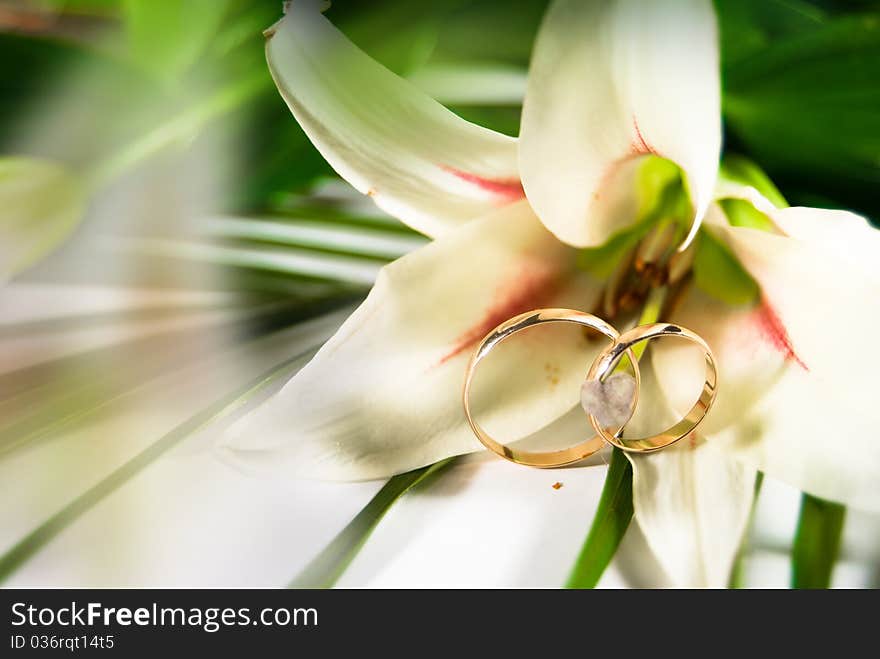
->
[693,229,759,306]
[719,154,789,208]
[791,493,847,589]
[716,0,826,66]
[0,157,86,280]
[565,448,633,589]
[718,198,778,231]
[290,458,455,588]
[0,342,317,584]
[427,0,550,66]
[723,13,880,220]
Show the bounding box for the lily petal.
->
[656,207,880,510]
[768,207,880,281]
[630,441,756,587]
[624,359,755,587]
[222,201,606,480]
[520,0,721,247]
[265,1,522,238]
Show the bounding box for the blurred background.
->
[0,0,878,587]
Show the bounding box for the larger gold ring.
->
[462,309,641,467]
[586,322,717,453]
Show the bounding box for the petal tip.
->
[263,19,281,39]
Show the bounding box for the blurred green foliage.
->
[0,0,878,223]
[719,0,880,220]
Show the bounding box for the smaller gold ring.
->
[462,309,641,467]
[586,322,717,453]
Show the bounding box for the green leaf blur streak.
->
[0,347,314,584]
[791,493,846,589]
[290,458,455,589]
[0,300,355,455]
[728,471,764,589]
[0,157,86,279]
[565,448,634,589]
[124,0,232,81]
[86,72,268,189]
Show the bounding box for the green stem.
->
[791,493,846,589]
[565,447,633,588]
[290,458,455,588]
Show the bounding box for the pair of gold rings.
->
[462,309,717,468]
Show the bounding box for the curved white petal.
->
[769,207,880,281]
[630,442,755,588]
[623,359,755,587]
[713,183,880,278]
[520,0,721,247]
[655,207,880,510]
[265,1,522,238]
[221,201,607,480]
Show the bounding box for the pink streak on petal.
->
[630,116,657,156]
[754,299,809,371]
[441,165,526,201]
[594,117,657,202]
[436,264,559,366]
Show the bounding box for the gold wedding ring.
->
[462,312,718,466]
[586,322,717,453]
[462,309,641,467]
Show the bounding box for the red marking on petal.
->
[436,265,559,366]
[630,116,656,156]
[754,299,808,371]
[594,117,657,203]
[442,166,525,202]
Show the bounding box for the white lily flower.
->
[224,0,880,586]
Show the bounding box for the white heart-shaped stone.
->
[580,371,636,430]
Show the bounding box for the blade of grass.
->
[791,493,846,589]
[0,343,319,584]
[565,447,633,588]
[290,458,455,588]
